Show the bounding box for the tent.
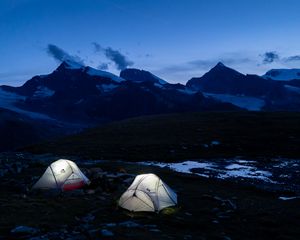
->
[33,159,90,191]
[118,173,177,212]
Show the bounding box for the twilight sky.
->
[1,0,300,86]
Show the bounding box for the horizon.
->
[1,0,300,86]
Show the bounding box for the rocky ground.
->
[0,152,299,240]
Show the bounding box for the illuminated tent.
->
[33,159,90,191]
[119,173,177,212]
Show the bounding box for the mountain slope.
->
[24,111,300,161]
[0,61,240,124]
[186,62,284,97]
[263,68,300,81]
[0,108,75,151]
[186,62,300,110]
[120,68,168,85]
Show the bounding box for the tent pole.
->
[49,165,59,189]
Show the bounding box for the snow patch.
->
[203,92,265,111]
[284,85,300,94]
[211,140,220,146]
[0,88,53,120]
[97,83,119,92]
[87,67,124,83]
[150,73,168,85]
[153,83,165,89]
[218,168,273,182]
[74,98,84,105]
[140,159,275,183]
[177,88,197,95]
[279,196,300,201]
[64,60,84,69]
[263,69,300,81]
[33,86,55,98]
[225,164,253,170]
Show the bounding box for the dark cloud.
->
[188,57,252,69]
[161,56,253,74]
[97,63,109,70]
[260,51,279,64]
[155,53,258,82]
[92,42,102,52]
[47,44,84,65]
[285,55,300,62]
[92,42,134,70]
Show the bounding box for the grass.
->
[23,111,300,161]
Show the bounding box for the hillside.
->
[0,108,77,151]
[24,111,300,161]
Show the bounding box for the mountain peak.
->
[215,62,226,68]
[57,60,84,71]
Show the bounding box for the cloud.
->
[260,51,280,64]
[97,63,109,70]
[188,57,252,69]
[92,42,134,70]
[161,55,253,74]
[92,42,102,52]
[285,55,300,62]
[46,44,84,65]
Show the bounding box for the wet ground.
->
[0,153,299,239]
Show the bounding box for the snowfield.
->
[203,92,265,111]
[33,86,55,98]
[87,67,124,83]
[0,88,53,120]
[263,69,300,81]
[284,85,300,94]
[97,83,119,92]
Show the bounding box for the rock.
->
[217,214,230,219]
[97,196,106,201]
[82,214,95,223]
[88,228,101,239]
[66,235,87,240]
[29,236,49,240]
[184,235,192,239]
[105,223,117,227]
[225,199,237,210]
[211,140,221,146]
[63,189,85,197]
[223,236,232,240]
[149,229,161,232]
[11,226,39,235]
[119,221,141,228]
[86,189,96,195]
[101,229,114,237]
[211,207,220,213]
[144,224,157,228]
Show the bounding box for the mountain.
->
[1,60,300,151]
[263,68,300,81]
[186,62,300,111]
[262,68,300,95]
[0,107,75,151]
[0,61,239,124]
[186,62,283,97]
[120,68,168,85]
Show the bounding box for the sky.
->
[1,0,300,86]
